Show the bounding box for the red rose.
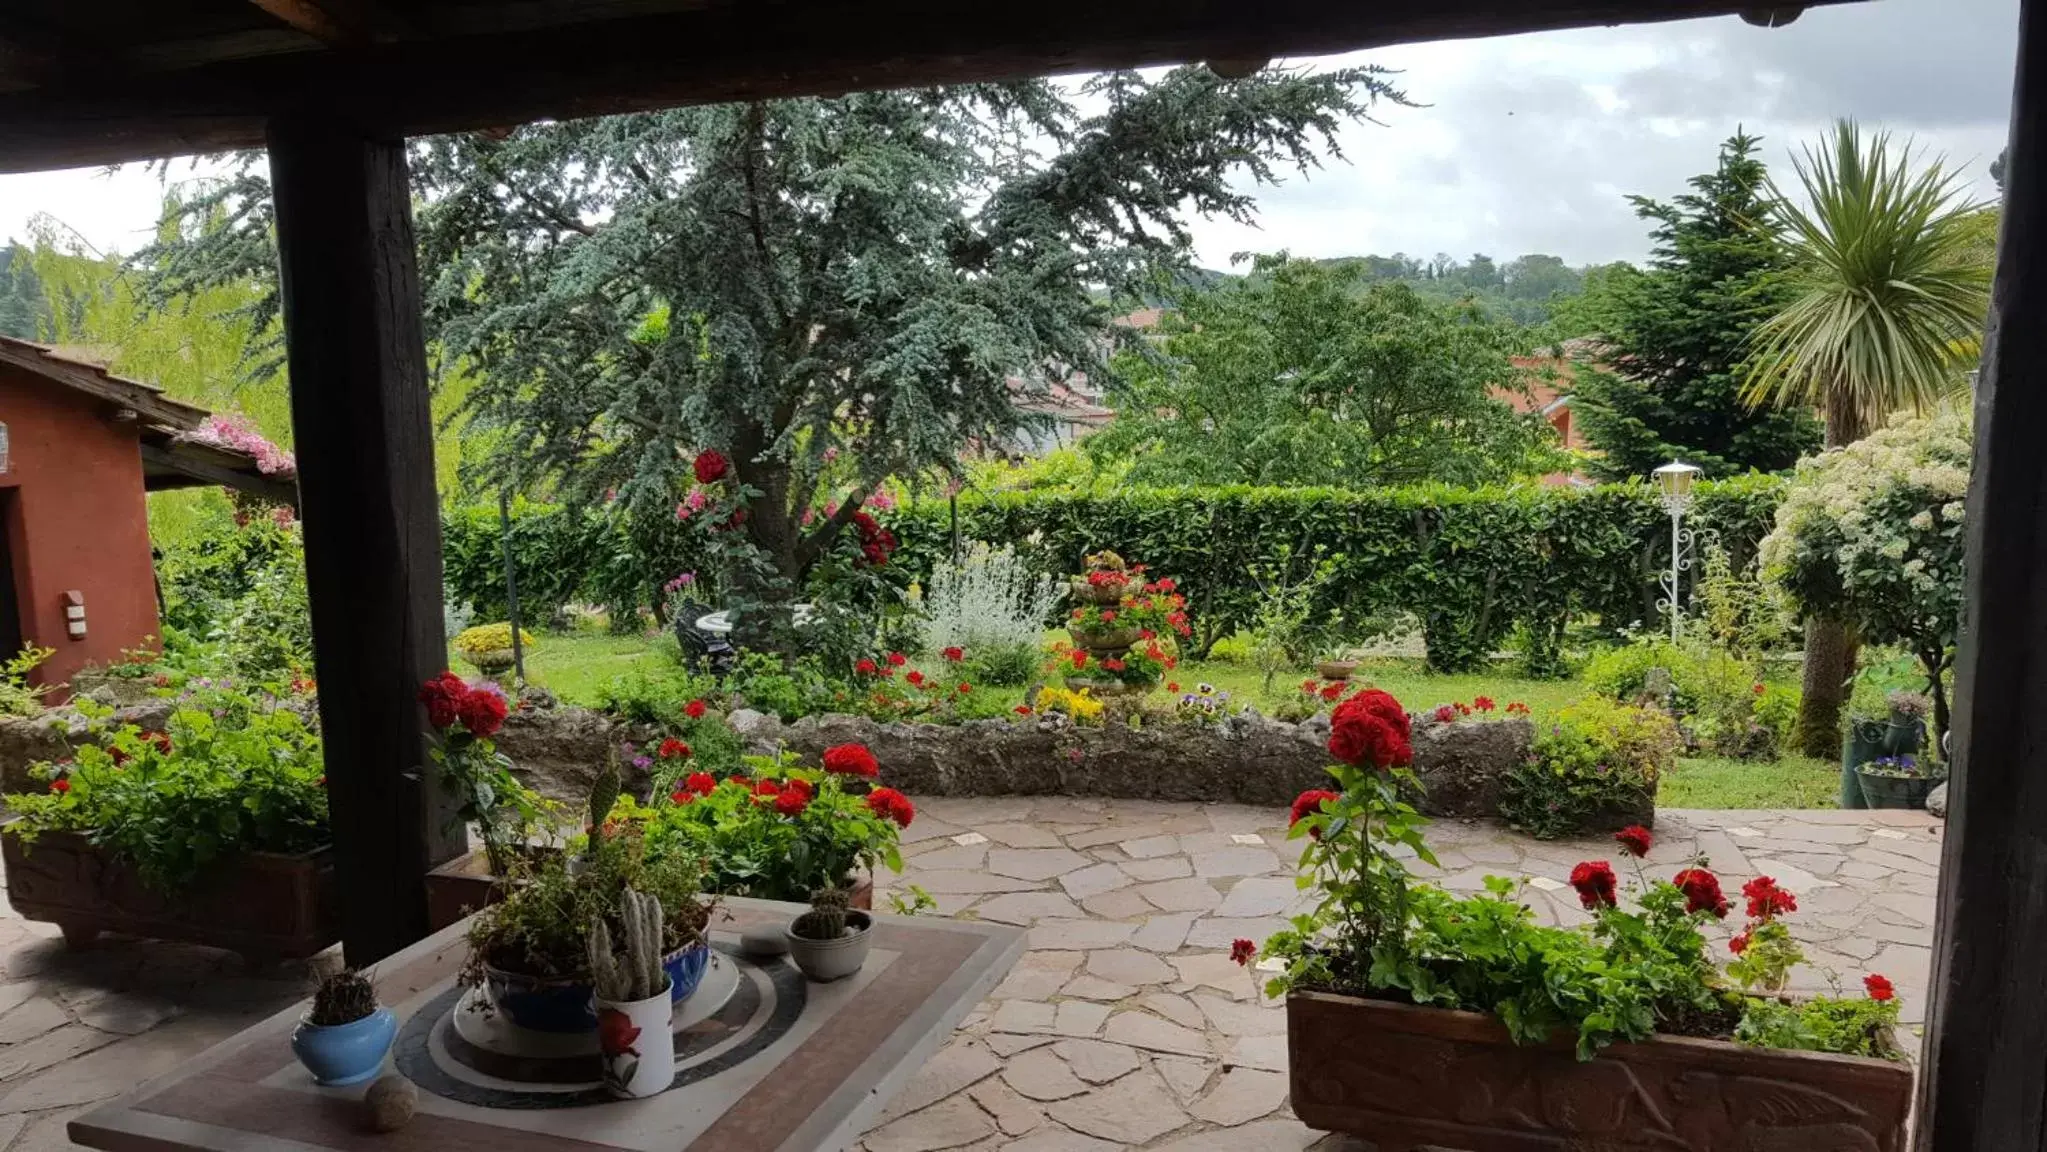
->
[685,699,708,720]
[597,1008,642,1057]
[456,685,509,739]
[1289,789,1339,838]
[1674,868,1730,918]
[865,786,916,828]
[1729,932,1750,954]
[1864,973,1895,1002]
[1613,825,1653,858]
[658,738,692,760]
[1230,938,1256,966]
[692,449,729,484]
[1742,876,1797,919]
[685,772,717,796]
[50,777,69,793]
[1568,860,1619,910]
[822,743,880,778]
[942,647,964,662]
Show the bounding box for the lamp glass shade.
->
[1652,461,1700,501]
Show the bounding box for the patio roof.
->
[0,0,1848,172]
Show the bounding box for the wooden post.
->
[1917,1,2047,1145]
[267,110,465,966]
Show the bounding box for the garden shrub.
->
[912,542,1061,685]
[1501,696,1678,839]
[442,476,1785,674]
[1581,636,1788,759]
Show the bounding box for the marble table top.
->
[68,897,1026,1152]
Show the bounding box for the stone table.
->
[63,898,1024,1152]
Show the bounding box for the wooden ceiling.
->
[0,0,1844,173]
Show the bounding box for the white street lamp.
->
[1653,461,1703,643]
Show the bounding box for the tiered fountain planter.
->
[1060,552,1190,700]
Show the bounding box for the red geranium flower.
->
[1752,682,1767,696]
[855,658,879,675]
[142,730,173,754]
[1506,701,1530,715]
[685,699,708,720]
[1229,938,1256,966]
[1299,679,1317,694]
[1327,691,1414,771]
[1013,705,1031,716]
[887,652,907,667]
[50,777,69,793]
[1320,683,1344,702]
[692,448,729,484]
[1070,650,1088,670]
[1729,932,1750,954]
[957,683,972,695]
[1289,789,1339,838]
[775,788,810,817]
[942,647,965,662]
[865,786,916,828]
[1102,658,1126,672]
[456,685,509,739]
[684,772,717,796]
[1742,876,1797,919]
[1864,973,1895,1002]
[906,670,925,687]
[418,671,468,729]
[1473,696,1496,712]
[670,790,694,805]
[1568,860,1619,910]
[1613,825,1653,858]
[754,778,782,796]
[658,738,692,760]
[1674,868,1730,918]
[822,743,880,778]
[1433,705,1457,723]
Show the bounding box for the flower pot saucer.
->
[454,950,741,1060]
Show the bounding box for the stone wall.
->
[2,698,1649,829]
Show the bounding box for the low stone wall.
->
[1,697,1647,829]
[0,701,175,794]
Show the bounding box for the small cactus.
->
[589,756,622,834]
[309,969,379,1026]
[590,887,667,1002]
[791,887,852,941]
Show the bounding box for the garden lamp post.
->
[1653,461,1702,643]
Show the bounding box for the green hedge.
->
[441,476,1784,671]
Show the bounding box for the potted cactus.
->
[290,969,397,1086]
[589,887,675,1098]
[783,888,872,982]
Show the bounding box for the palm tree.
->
[1744,119,1992,758]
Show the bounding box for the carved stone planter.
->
[1,829,337,963]
[1288,991,1912,1151]
[423,847,874,931]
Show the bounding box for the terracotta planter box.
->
[424,847,874,930]
[1288,991,1913,1151]
[1,829,337,963]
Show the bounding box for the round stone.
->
[739,926,789,957]
[365,1074,418,1132]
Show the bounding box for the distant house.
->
[0,338,294,694]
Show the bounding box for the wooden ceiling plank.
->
[246,0,366,45]
[0,0,1853,174]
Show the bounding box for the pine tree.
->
[1573,132,1821,480]
[137,69,1403,615]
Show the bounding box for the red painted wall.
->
[0,365,160,692]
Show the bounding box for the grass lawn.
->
[514,629,1840,810]
[1660,755,1841,809]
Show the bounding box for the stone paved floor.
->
[0,801,1942,1151]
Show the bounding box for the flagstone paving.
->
[0,801,1941,1150]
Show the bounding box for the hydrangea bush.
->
[1760,412,1970,738]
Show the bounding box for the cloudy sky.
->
[0,0,2019,270]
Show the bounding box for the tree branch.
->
[795,487,868,570]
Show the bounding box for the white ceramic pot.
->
[595,979,674,1098]
[783,910,873,982]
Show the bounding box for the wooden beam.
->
[267,109,463,966]
[139,439,301,506]
[245,0,365,46]
[0,0,1859,174]
[1917,0,2047,1145]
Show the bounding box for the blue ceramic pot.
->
[487,942,712,1034]
[291,1007,397,1086]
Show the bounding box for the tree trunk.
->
[1796,615,1857,758]
[1794,395,1873,758]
